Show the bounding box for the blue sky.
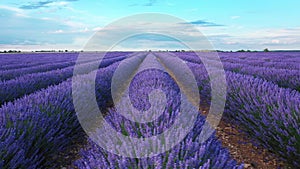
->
[0,0,300,51]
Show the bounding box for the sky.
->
[0,0,300,51]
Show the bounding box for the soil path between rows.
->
[200,106,290,169]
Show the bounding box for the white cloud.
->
[271,39,280,44]
[80,27,89,33]
[92,27,103,31]
[0,5,23,13]
[54,29,64,33]
[231,16,240,19]
[46,1,69,7]
[64,20,87,28]
[213,27,300,50]
[0,5,28,17]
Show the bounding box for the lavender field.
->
[0,51,299,168]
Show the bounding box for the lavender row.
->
[0,53,78,70]
[219,52,300,62]
[0,60,75,82]
[223,59,300,70]
[0,61,121,168]
[74,67,242,168]
[0,54,128,106]
[219,52,300,70]
[0,52,132,70]
[0,79,82,168]
[0,52,130,81]
[177,53,300,92]
[0,53,97,81]
[175,52,300,71]
[222,62,300,91]
[172,52,203,64]
[75,116,242,169]
[225,72,300,167]
[185,61,300,167]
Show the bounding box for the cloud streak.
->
[181,20,224,27]
[0,5,24,13]
[231,16,240,19]
[130,0,157,7]
[144,0,157,6]
[20,0,54,9]
[19,0,78,10]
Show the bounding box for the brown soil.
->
[49,135,87,169]
[200,107,291,169]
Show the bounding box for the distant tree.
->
[237,49,245,52]
[65,50,68,52]
[247,50,251,52]
[264,48,269,52]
